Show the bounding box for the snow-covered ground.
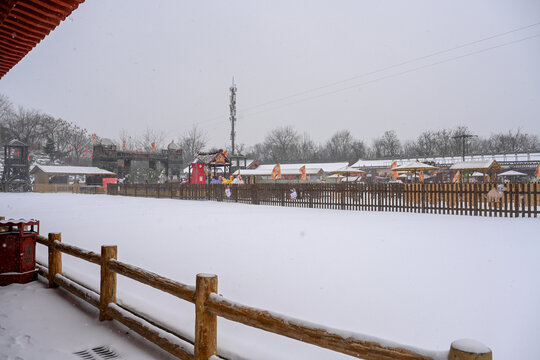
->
[1,193,539,359]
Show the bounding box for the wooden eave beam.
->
[0,27,39,46]
[11,7,60,27]
[17,1,65,20]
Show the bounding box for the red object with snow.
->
[191,163,206,184]
[0,219,39,286]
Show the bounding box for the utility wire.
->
[196,21,540,127]
[241,33,540,118]
[240,21,540,112]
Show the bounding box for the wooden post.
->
[100,245,117,321]
[194,273,218,360]
[448,339,492,360]
[48,233,62,288]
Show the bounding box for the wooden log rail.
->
[107,183,539,218]
[32,231,493,360]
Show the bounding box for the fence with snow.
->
[107,183,539,218]
[31,231,493,360]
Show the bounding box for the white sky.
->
[1,0,539,148]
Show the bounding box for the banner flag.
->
[272,164,281,180]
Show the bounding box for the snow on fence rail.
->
[32,232,493,360]
[107,183,539,218]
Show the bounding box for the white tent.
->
[498,170,527,177]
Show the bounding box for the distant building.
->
[92,139,183,180]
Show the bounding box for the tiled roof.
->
[0,0,85,79]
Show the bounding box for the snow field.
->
[0,193,539,359]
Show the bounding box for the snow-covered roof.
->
[256,162,348,173]
[392,161,438,171]
[231,159,256,167]
[233,168,323,176]
[6,139,27,147]
[30,165,115,176]
[498,170,527,176]
[329,166,365,174]
[450,160,501,171]
[352,152,540,168]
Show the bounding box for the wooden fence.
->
[107,183,539,218]
[33,184,107,194]
[32,232,492,360]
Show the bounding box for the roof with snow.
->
[392,161,439,171]
[30,165,115,176]
[256,162,349,173]
[233,168,324,176]
[352,152,540,169]
[0,1,86,80]
[498,170,527,176]
[450,160,501,171]
[5,139,27,147]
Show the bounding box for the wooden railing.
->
[33,232,493,360]
[107,183,539,218]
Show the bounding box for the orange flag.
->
[452,170,461,183]
[390,161,398,180]
[272,164,281,180]
[535,164,540,180]
[300,165,306,181]
[419,171,424,183]
[151,142,156,152]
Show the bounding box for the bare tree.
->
[3,107,48,149]
[260,126,300,163]
[136,128,166,152]
[323,130,365,163]
[118,128,136,151]
[371,130,401,158]
[486,129,539,153]
[297,133,320,162]
[179,125,207,162]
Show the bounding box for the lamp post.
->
[453,134,478,161]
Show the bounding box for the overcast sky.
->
[1,0,539,148]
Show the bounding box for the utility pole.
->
[453,134,478,161]
[229,78,237,155]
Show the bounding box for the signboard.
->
[102,178,118,187]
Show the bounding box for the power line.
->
[195,21,540,128]
[241,33,540,118]
[239,21,540,112]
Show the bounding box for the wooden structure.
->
[30,164,115,185]
[188,149,231,183]
[450,160,501,183]
[108,183,540,218]
[0,0,85,79]
[30,230,492,360]
[1,139,31,192]
[92,139,183,180]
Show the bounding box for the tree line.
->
[0,94,93,164]
[1,94,538,166]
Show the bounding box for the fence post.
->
[99,245,117,321]
[448,339,492,360]
[194,273,218,360]
[48,233,62,288]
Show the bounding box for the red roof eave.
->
[0,0,85,79]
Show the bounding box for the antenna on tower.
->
[229,77,237,155]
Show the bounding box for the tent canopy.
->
[498,170,527,177]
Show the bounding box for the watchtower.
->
[1,140,31,192]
